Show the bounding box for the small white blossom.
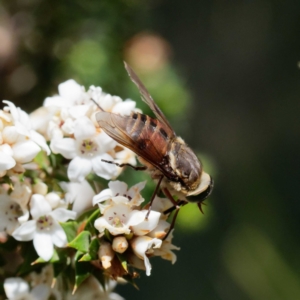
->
[0,101,50,176]
[4,278,51,300]
[3,101,50,155]
[51,116,118,182]
[93,180,146,212]
[12,194,76,261]
[0,194,27,234]
[94,201,144,236]
[66,276,124,300]
[153,230,180,264]
[60,180,95,215]
[130,210,161,236]
[130,236,162,276]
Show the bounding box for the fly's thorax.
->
[169,137,202,193]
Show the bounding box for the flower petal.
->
[112,99,136,116]
[131,210,161,236]
[92,154,118,180]
[0,151,15,171]
[30,130,50,155]
[30,194,52,219]
[92,188,113,206]
[12,220,36,241]
[69,105,90,119]
[4,278,29,299]
[126,210,146,226]
[50,221,67,247]
[2,126,19,144]
[50,138,77,159]
[108,181,128,195]
[33,232,54,261]
[12,140,41,163]
[60,180,95,214]
[50,208,77,222]
[74,117,96,140]
[68,157,92,182]
[130,236,162,276]
[58,79,83,103]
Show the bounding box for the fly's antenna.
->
[91,98,104,111]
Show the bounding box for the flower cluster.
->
[0,79,179,300]
[31,80,138,182]
[0,101,50,177]
[4,265,123,300]
[94,181,179,276]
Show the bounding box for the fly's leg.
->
[101,159,147,171]
[162,188,187,240]
[146,175,164,219]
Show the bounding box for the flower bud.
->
[33,182,48,196]
[98,241,115,269]
[45,192,61,209]
[112,236,128,254]
[10,182,32,207]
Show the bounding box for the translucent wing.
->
[124,62,174,133]
[96,111,175,178]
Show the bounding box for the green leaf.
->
[61,221,78,242]
[33,151,49,170]
[79,238,100,262]
[104,229,112,242]
[68,231,91,253]
[116,253,128,272]
[79,253,92,261]
[34,248,67,264]
[34,250,60,264]
[88,238,100,260]
[74,251,93,292]
[92,267,106,290]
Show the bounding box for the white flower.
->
[12,194,76,261]
[0,144,16,172]
[151,195,174,220]
[130,210,161,236]
[3,101,50,155]
[51,116,118,182]
[130,236,162,276]
[148,219,171,239]
[0,101,50,176]
[0,194,28,234]
[44,79,87,108]
[153,230,180,264]
[8,180,32,224]
[93,180,146,212]
[60,180,95,215]
[94,201,144,236]
[40,80,94,139]
[66,276,124,300]
[4,278,50,300]
[45,192,67,210]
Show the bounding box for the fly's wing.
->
[96,111,173,174]
[124,62,175,134]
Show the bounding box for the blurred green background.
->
[1,0,300,299]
